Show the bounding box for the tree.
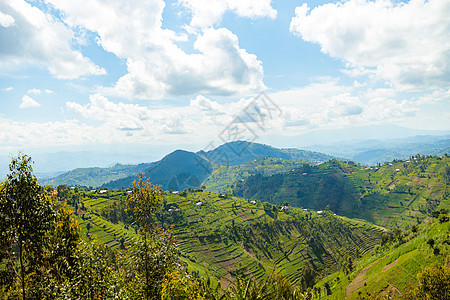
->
[161,269,206,300]
[404,263,450,300]
[0,154,55,300]
[125,173,178,300]
[324,281,332,295]
[300,262,316,290]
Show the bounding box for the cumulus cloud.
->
[2,86,13,92]
[416,89,450,105]
[290,0,450,91]
[0,11,15,27]
[66,94,189,134]
[190,95,224,113]
[0,0,105,79]
[19,95,41,108]
[180,0,277,28]
[47,0,265,99]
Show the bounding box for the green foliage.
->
[0,154,56,299]
[161,269,207,300]
[223,275,308,300]
[124,173,180,300]
[403,263,450,300]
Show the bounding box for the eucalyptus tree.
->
[125,173,179,299]
[0,154,55,299]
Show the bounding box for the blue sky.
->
[0,0,449,156]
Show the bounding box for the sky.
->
[1,0,449,158]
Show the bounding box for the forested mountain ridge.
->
[105,150,212,190]
[42,141,335,189]
[233,155,450,228]
[201,140,335,166]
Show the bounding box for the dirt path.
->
[346,265,372,296]
[346,255,389,297]
[382,259,398,272]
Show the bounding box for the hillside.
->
[314,213,450,299]
[233,155,450,228]
[105,150,212,190]
[41,162,154,187]
[59,187,383,288]
[163,192,383,288]
[203,156,305,193]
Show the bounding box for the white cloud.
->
[47,0,265,99]
[2,86,13,92]
[179,0,277,28]
[26,88,53,94]
[19,95,41,108]
[0,118,102,149]
[0,11,14,27]
[290,0,450,91]
[27,88,41,94]
[0,0,105,79]
[416,89,450,105]
[66,94,190,134]
[190,95,224,114]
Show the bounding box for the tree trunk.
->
[19,241,25,300]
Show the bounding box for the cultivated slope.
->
[59,187,384,289]
[315,213,449,299]
[233,155,450,228]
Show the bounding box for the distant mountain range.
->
[41,141,335,189]
[303,134,450,165]
[37,134,450,189]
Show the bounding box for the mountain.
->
[201,140,335,166]
[105,150,213,190]
[44,141,335,189]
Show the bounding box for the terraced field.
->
[62,188,384,287]
[160,191,384,285]
[233,155,450,229]
[315,217,450,299]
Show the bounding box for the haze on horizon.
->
[1,0,449,158]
